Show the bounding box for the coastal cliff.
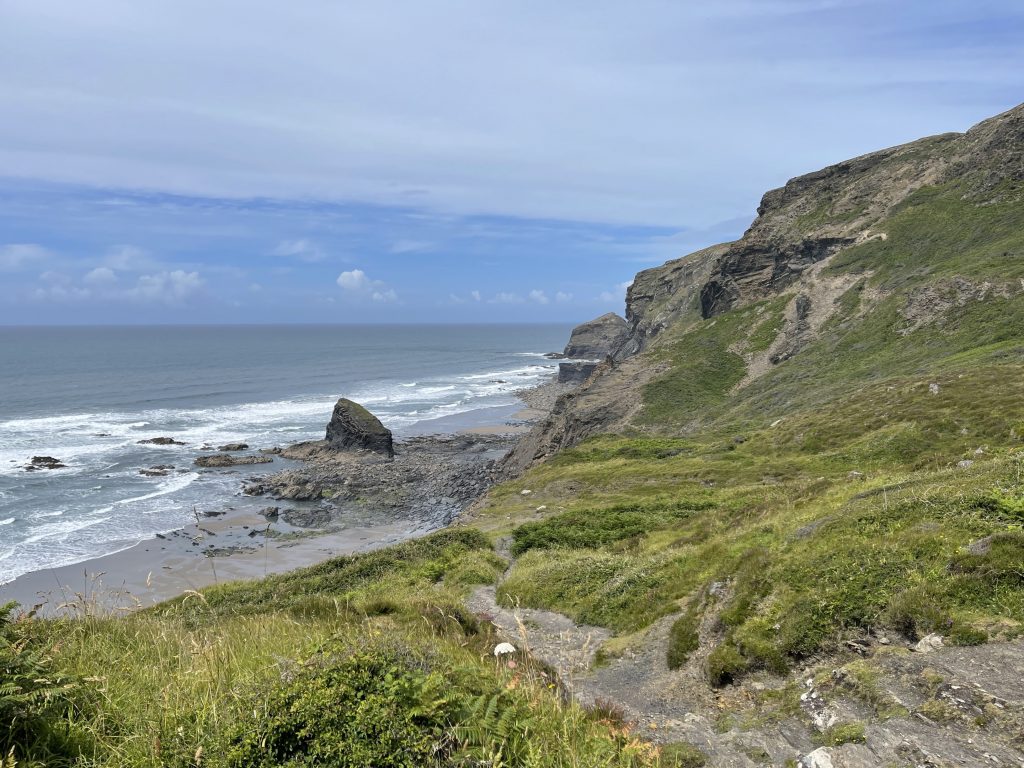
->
[506,102,1024,475]
[10,103,1024,768]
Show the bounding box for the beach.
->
[0,381,568,614]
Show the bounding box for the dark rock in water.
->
[325,398,394,457]
[260,447,283,455]
[543,351,566,359]
[259,506,280,520]
[139,464,174,477]
[202,509,226,517]
[194,454,274,468]
[26,455,67,470]
[218,442,249,452]
[558,361,600,385]
[563,313,629,358]
[138,437,186,446]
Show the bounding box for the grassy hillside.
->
[5,111,1024,766]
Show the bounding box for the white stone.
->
[799,748,835,768]
[914,633,944,653]
[535,505,547,512]
[520,489,533,496]
[493,642,517,656]
[929,382,940,395]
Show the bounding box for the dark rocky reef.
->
[325,398,394,458]
[25,455,66,471]
[194,454,273,468]
[138,436,186,446]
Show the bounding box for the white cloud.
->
[103,245,154,271]
[0,3,1014,227]
[389,239,433,254]
[598,280,634,304]
[337,268,397,302]
[470,290,481,302]
[30,267,204,305]
[83,266,117,286]
[273,239,324,262]
[555,291,573,303]
[125,270,204,304]
[490,292,524,304]
[528,289,549,305]
[337,269,370,291]
[0,243,49,271]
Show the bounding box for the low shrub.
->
[0,604,88,765]
[223,641,462,767]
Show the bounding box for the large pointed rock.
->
[325,398,394,457]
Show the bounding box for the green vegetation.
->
[816,722,866,747]
[9,126,1024,764]
[658,742,707,768]
[0,603,87,765]
[9,531,670,767]
[666,603,701,670]
[489,310,1024,681]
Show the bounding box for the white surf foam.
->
[115,473,198,505]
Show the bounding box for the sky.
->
[0,1,1022,324]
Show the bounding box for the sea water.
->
[0,324,570,583]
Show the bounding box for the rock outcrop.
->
[700,102,1024,319]
[325,398,394,458]
[505,102,1024,474]
[563,313,629,358]
[138,437,186,446]
[557,361,600,385]
[194,454,273,468]
[25,456,66,471]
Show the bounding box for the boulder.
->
[138,437,186,446]
[563,313,629,358]
[218,442,249,452]
[25,455,66,470]
[325,398,394,457]
[194,454,274,468]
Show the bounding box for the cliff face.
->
[701,103,1024,318]
[506,102,1024,474]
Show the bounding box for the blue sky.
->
[0,1,1021,324]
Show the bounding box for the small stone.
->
[535,505,547,512]
[929,382,940,395]
[914,633,944,653]
[799,748,835,768]
[847,470,865,480]
[957,459,974,469]
[520,489,532,496]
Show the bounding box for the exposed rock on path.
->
[468,562,1024,767]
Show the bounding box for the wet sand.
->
[0,502,427,615]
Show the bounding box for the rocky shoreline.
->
[0,379,570,613]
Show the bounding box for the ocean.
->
[0,324,571,584]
